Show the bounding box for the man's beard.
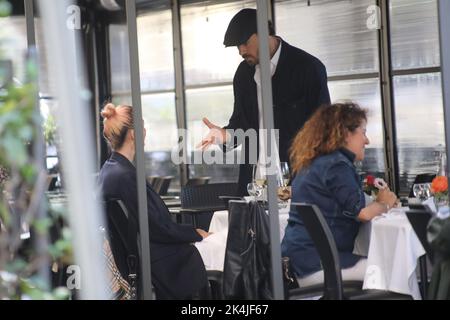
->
[244,56,258,66]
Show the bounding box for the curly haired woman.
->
[281,102,397,287]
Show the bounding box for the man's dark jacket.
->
[225,39,330,196]
[98,152,208,299]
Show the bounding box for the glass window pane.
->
[109,24,131,93]
[186,85,234,148]
[0,16,27,84]
[142,93,179,189]
[181,1,256,86]
[142,93,177,152]
[328,78,385,174]
[185,85,239,183]
[137,10,175,92]
[275,0,379,76]
[393,73,444,193]
[390,0,440,70]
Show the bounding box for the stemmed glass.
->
[247,182,262,200]
[413,183,432,202]
[247,163,266,201]
[277,162,291,207]
[280,162,291,187]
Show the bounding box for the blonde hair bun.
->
[101,103,116,119]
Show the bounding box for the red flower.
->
[363,174,379,196]
[366,175,375,186]
[431,176,448,193]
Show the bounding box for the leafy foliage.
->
[0,1,71,299]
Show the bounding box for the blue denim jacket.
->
[281,148,365,277]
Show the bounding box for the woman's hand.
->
[359,186,398,221]
[196,229,211,239]
[277,186,291,201]
[376,188,397,210]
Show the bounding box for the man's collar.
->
[271,37,282,70]
[254,38,282,82]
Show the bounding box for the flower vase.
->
[371,191,378,202]
[434,193,449,211]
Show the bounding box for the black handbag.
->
[223,201,272,299]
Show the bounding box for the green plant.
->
[0,1,71,299]
[43,114,57,146]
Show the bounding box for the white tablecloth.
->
[195,200,290,272]
[359,208,425,300]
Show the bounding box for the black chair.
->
[170,183,238,229]
[186,177,210,186]
[105,199,211,300]
[46,174,59,191]
[406,208,434,299]
[146,175,159,187]
[152,176,173,196]
[206,270,224,300]
[290,203,412,300]
[409,173,436,198]
[104,199,139,295]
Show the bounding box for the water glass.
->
[247,182,262,200]
[412,183,432,201]
[280,162,291,187]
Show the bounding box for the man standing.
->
[198,8,330,196]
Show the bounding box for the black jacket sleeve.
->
[315,59,331,105]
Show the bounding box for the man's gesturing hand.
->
[196,117,227,150]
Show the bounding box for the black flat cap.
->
[223,8,257,47]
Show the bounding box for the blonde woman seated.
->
[281,102,397,287]
[98,103,210,299]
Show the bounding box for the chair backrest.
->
[155,176,173,195]
[409,173,436,197]
[147,175,160,188]
[46,174,59,191]
[405,209,434,262]
[104,199,139,280]
[186,177,210,187]
[181,182,237,209]
[292,202,344,300]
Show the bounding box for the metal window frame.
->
[438,0,450,190]
[172,0,189,186]
[377,0,400,193]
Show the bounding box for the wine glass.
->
[247,182,262,200]
[252,163,267,202]
[277,162,291,207]
[280,162,291,187]
[413,183,431,201]
[253,163,267,189]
